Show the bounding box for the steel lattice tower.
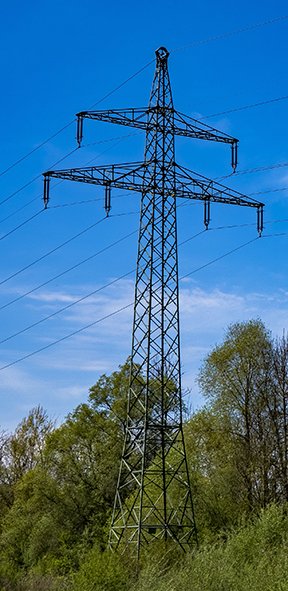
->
[43,47,264,557]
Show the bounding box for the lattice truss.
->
[43,47,264,556]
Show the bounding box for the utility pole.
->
[43,47,264,557]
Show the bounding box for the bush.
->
[72,546,133,591]
[133,504,288,591]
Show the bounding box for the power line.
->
[0,91,286,217]
[0,229,138,311]
[0,232,262,370]
[87,60,154,109]
[249,187,288,196]
[0,131,137,225]
[2,14,286,183]
[200,94,288,120]
[1,89,286,215]
[181,236,259,279]
[0,121,76,179]
[0,230,206,341]
[2,203,288,311]
[0,133,136,241]
[0,147,79,207]
[0,133,127,209]
[0,196,40,226]
[1,165,287,281]
[0,15,288,187]
[0,210,44,242]
[48,191,136,209]
[6,154,288,224]
[0,210,140,288]
[0,270,135,345]
[0,302,133,371]
[0,216,106,287]
[1,15,287,195]
[0,219,200,312]
[208,218,288,231]
[49,197,107,208]
[0,130,138,250]
[0,178,70,228]
[80,131,139,149]
[0,61,153,180]
[172,15,288,53]
[219,160,288,180]
[239,162,288,176]
[37,185,288,210]
[261,229,288,238]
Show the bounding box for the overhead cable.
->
[0,233,261,369]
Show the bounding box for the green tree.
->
[265,333,288,502]
[2,406,54,486]
[0,406,54,534]
[197,319,281,516]
[184,408,243,537]
[0,362,131,582]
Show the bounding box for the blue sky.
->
[0,0,288,431]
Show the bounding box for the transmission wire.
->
[0,210,44,242]
[0,303,133,371]
[0,232,262,368]
[0,229,138,311]
[0,217,106,286]
[0,147,79,207]
[0,230,206,341]
[0,270,135,345]
[0,129,138,227]
[171,15,288,53]
[200,94,288,120]
[0,61,153,179]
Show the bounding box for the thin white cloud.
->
[28,292,77,304]
[2,278,288,430]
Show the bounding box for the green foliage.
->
[0,362,131,589]
[72,546,133,591]
[7,406,54,483]
[0,406,53,532]
[196,319,288,518]
[134,504,288,591]
[0,467,72,575]
[1,328,288,590]
[184,409,244,538]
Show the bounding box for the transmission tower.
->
[43,47,264,557]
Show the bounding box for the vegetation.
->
[1,320,288,590]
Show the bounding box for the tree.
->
[198,320,276,514]
[2,406,54,485]
[0,362,131,582]
[0,406,54,528]
[266,333,288,502]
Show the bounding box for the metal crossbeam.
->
[76,107,239,169]
[43,46,264,558]
[44,162,264,234]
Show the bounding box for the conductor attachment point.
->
[43,175,50,209]
[105,183,111,216]
[76,114,84,147]
[204,198,211,230]
[231,141,238,172]
[257,205,264,237]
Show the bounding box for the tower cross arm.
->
[175,164,264,234]
[77,108,238,146]
[76,108,149,145]
[43,161,148,209]
[174,111,238,145]
[174,111,238,171]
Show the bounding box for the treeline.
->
[0,319,288,590]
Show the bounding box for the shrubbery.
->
[1,322,288,589]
